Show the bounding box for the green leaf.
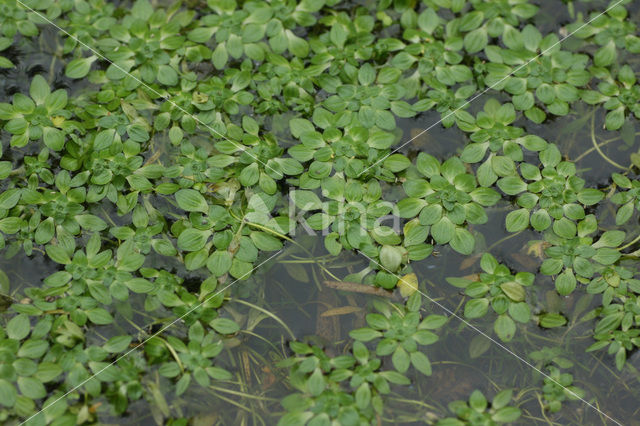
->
[157,65,178,86]
[555,269,576,295]
[500,281,526,302]
[593,230,625,248]
[470,188,500,206]
[497,176,527,195]
[18,340,48,358]
[0,188,22,209]
[76,214,108,231]
[384,154,411,172]
[250,231,283,251]
[577,188,603,206]
[450,227,475,255]
[508,302,531,323]
[460,143,488,163]
[17,376,46,399]
[494,315,516,341]
[492,389,513,410]
[492,407,521,422]
[239,163,260,186]
[358,63,376,86]
[175,189,208,213]
[290,190,322,211]
[65,56,97,79]
[212,43,228,69]
[125,278,155,293]
[178,228,212,252]
[553,217,576,239]
[379,245,402,272]
[605,107,625,131]
[505,208,529,232]
[104,336,132,353]
[210,318,239,334]
[615,202,634,225]
[530,209,551,231]
[592,248,621,265]
[34,217,55,245]
[539,313,567,328]
[465,298,489,319]
[464,27,488,53]
[86,308,113,325]
[410,351,432,375]
[469,389,487,412]
[29,75,50,104]
[0,379,16,407]
[207,251,232,276]
[491,155,516,176]
[431,217,455,244]
[392,346,410,373]
[350,327,382,342]
[418,204,442,225]
[594,41,616,67]
[7,314,30,340]
[416,153,440,177]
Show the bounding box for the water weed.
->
[0,0,639,424]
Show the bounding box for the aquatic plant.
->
[0,0,639,424]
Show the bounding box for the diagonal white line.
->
[358,0,626,177]
[19,250,282,425]
[356,250,623,426]
[14,0,282,175]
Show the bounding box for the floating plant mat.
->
[1,0,640,424]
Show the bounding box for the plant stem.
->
[227,298,295,340]
[618,232,640,251]
[590,114,627,170]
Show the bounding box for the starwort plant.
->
[587,294,640,371]
[446,253,534,342]
[399,154,500,255]
[581,64,640,130]
[1,0,640,423]
[0,75,73,150]
[497,145,604,233]
[540,215,624,295]
[349,293,446,376]
[456,99,549,186]
[436,389,522,425]
[529,347,585,413]
[609,173,640,225]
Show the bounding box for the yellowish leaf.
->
[397,273,418,297]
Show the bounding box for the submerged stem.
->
[590,114,627,170]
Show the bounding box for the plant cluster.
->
[446,253,534,342]
[436,389,521,425]
[1,0,640,423]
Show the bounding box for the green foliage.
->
[587,280,640,370]
[278,339,409,425]
[0,0,640,422]
[610,174,640,224]
[349,293,445,375]
[401,154,499,255]
[499,146,604,233]
[529,347,585,413]
[447,254,534,341]
[0,75,72,150]
[436,388,522,425]
[581,64,640,130]
[540,216,625,295]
